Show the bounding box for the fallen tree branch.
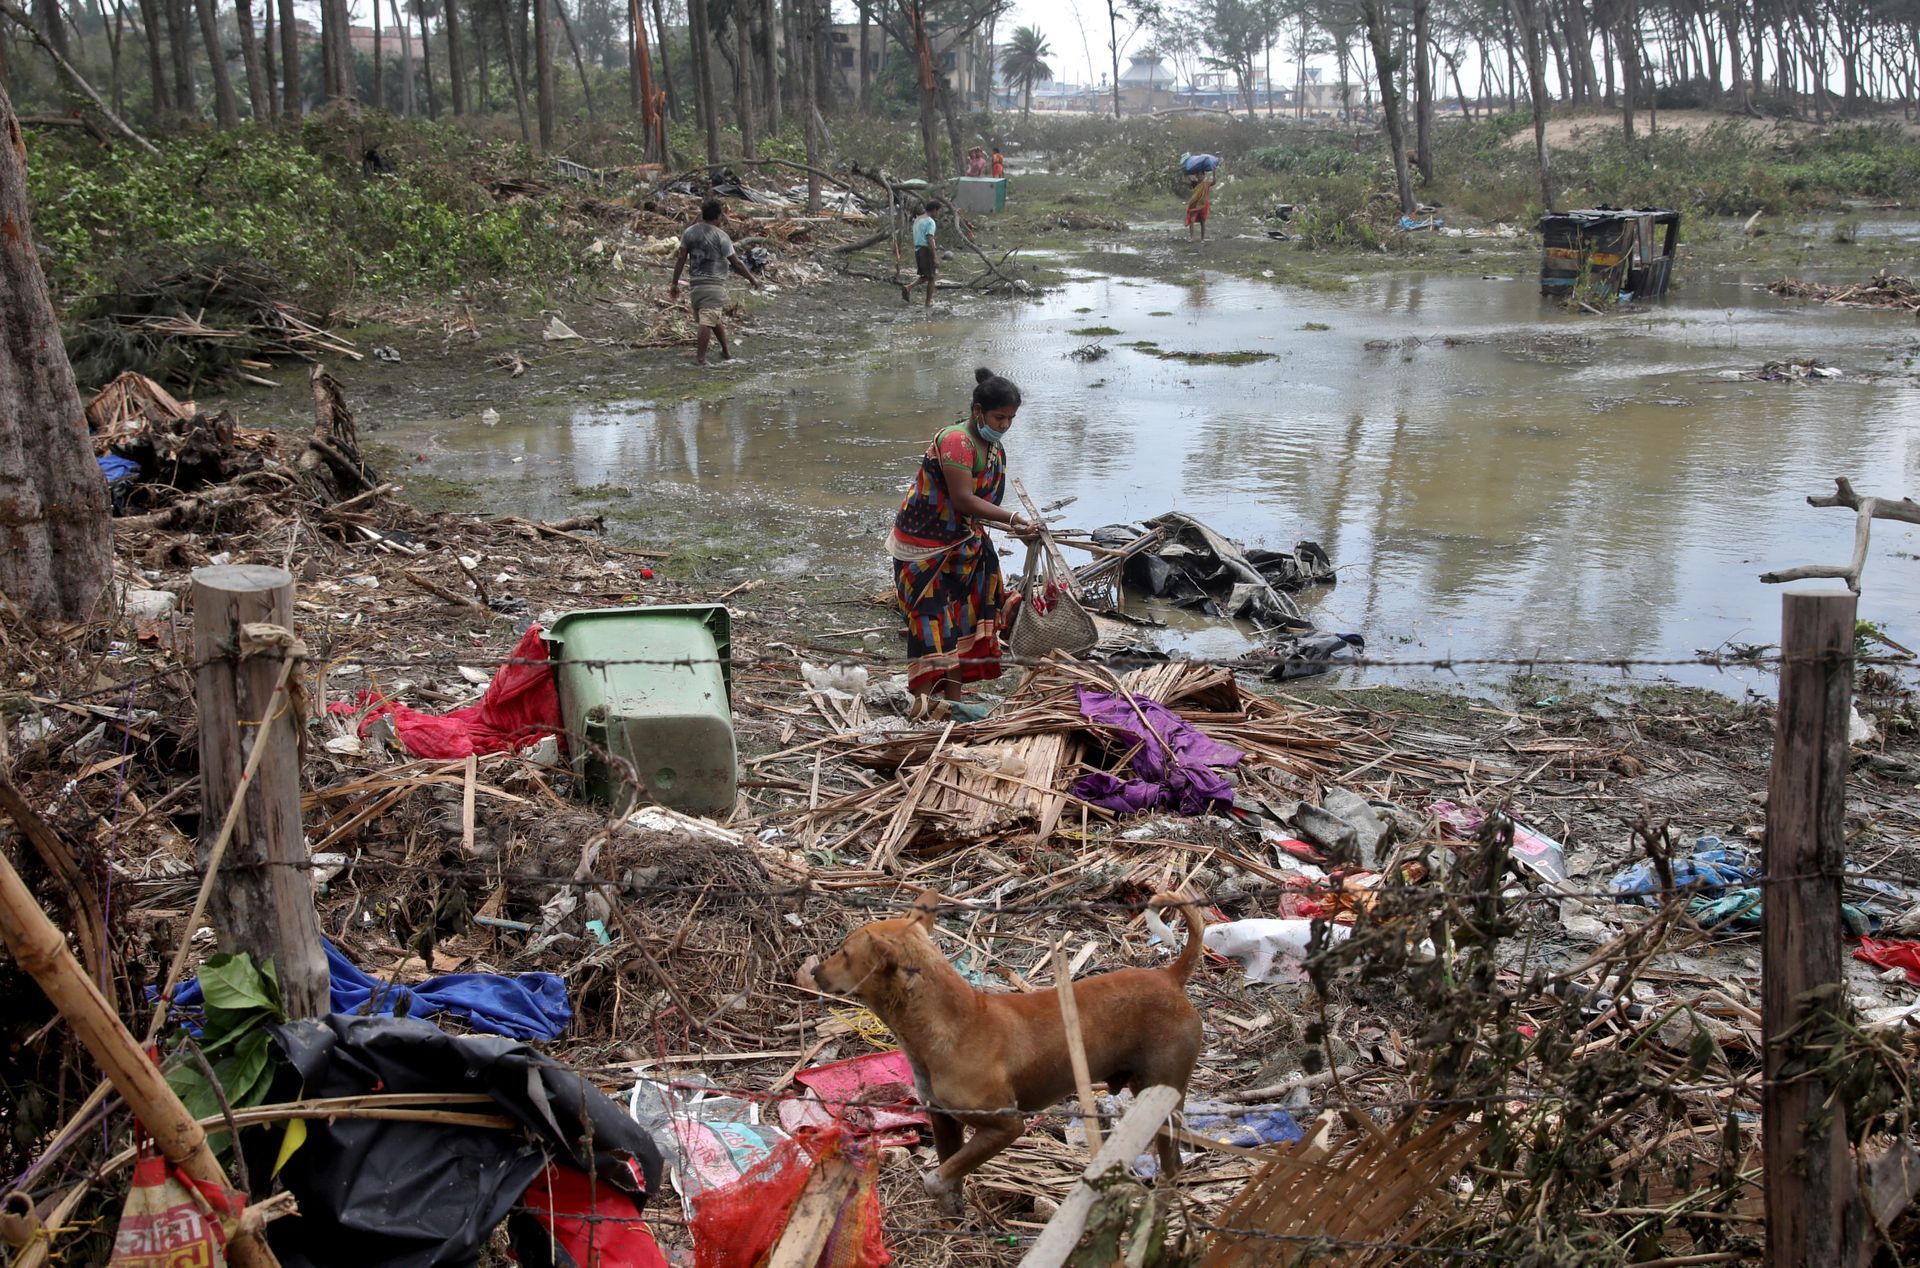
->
[0,1,158,154]
[1760,478,1920,592]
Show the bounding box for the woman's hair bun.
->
[974,367,994,385]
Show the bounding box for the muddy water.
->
[385,261,1920,691]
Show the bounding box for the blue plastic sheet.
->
[98,454,141,482]
[1608,838,1757,903]
[173,938,571,1040]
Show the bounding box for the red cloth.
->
[513,1161,666,1268]
[1855,937,1920,985]
[690,1129,888,1268]
[332,624,563,759]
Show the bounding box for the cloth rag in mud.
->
[264,1015,662,1268]
[1069,687,1242,816]
[331,623,562,759]
[1855,938,1920,984]
[171,937,571,1041]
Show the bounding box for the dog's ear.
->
[908,888,944,930]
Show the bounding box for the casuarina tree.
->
[0,85,112,624]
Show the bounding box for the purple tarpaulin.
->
[1068,686,1243,816]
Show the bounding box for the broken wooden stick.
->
[1020,1084,1182,1267]
[0,846,280,1267]
[1761,478,1920,593]
[1052,945,1102,1158]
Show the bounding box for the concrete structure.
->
[1117,52,1175,113]
[826,22,988,97]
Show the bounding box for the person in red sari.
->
[890,369,1037,715]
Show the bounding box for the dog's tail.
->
[1148,893,1206,984]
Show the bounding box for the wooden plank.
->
[1019,1084,1182,1267]
[1763,589,1859,1268]
[765,1153,862,1268]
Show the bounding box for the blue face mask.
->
[975,417,1007,446]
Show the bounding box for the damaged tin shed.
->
[1539,207,1680,302]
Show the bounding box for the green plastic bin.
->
[955,177,1007,213]
[544,605,736,815]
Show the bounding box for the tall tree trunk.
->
[0,86,113,624]
[416,0,438,116]
[758,0,776,134]
[1512,0,1553,209]
[798,0,818,210]
[137,0,172,113]
[934,63,961,172]
[628,0,659,157]
[689,0,718,161]
[907,0,938,180]
[167,0,194,114]
[474,0,489,111]
[194,0,239,124]
[390,0,411,115]
[650,0,675,119]
[373,8,384,107]
[1362,0,1414,214]
[275,0,295,115]
[1106,0,1118,117]
[728,5,757,157]
[32,0,66,60]
[553,0,593,119]
[1413,0,1433,183]
[857,0,867,107]
[446,0,466,113]
[259,0,276,117]
[1618,0,1638,137]
[627,0,639,107]
[234,0,264,115]
[533,0,552,146]
[106,0,127,115]
[492,0,531,140]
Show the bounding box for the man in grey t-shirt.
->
[669,197,760,365]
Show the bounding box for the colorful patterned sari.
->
[891,423,1006,696]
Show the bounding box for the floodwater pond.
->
[384,260,1920,692]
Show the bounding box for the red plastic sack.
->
[332,624,563,759]
[510,1161,667,1268]
[689,1128,888,1268]
[1855,937,1920,985]
[108,1150,245,1267]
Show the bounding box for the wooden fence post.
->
[191,565,328,1017]
[1763,588,1859,1268]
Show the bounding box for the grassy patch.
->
[1139,348,1276,365]
[1069,324,1122,336]
[1302,321,1332,331]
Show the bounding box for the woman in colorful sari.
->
[890,368,1037,714]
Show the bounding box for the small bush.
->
[27,118,588,310]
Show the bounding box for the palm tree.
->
[1000,24,1053,119]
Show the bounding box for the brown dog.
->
[798,890,1204,1215]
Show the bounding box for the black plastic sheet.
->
[264,1015,661,1268]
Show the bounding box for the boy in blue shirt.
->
[904,199,942,307]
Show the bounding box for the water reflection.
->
[391,266,1920,689]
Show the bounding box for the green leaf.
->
[197,953,280,1015]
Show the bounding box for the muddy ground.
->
[58,168,1920,1264]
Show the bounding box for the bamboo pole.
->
[0,846,280,1268]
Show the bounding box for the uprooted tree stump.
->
[1760,478,1920,593]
